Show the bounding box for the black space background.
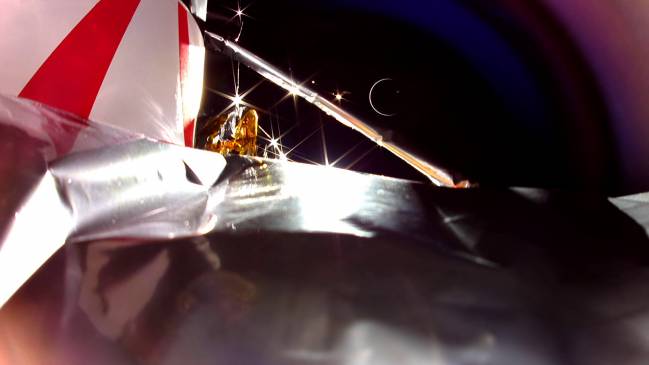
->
[186,0,624,194]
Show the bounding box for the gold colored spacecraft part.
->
[204,108,258,156]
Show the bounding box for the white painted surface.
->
[89,0,183,144]
[0,0,101,95]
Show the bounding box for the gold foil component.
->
[203,108,258,156]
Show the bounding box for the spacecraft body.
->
[202,107,259,156]
[0,0,205,148]
[2,1,649,365]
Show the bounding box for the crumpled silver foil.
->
[3,94,649,365]
[0,94,457,308]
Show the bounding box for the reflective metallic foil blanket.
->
[3,95,649,365]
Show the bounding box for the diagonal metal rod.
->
[204,31,458,187]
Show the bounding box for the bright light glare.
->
[182,45,206,123]
[335,93,343,101]
[0,174,73,308]
[283,163,371,236]
[339,321,446,365]
[270,138,279,149]
[233,94,243,106]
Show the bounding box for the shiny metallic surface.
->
[53,139,436,244]
[190,0,208,21]
[4,95,649,364]
[0,94,455,308]
[611,193,649,238]
[4,199,649,365]
[0,95,145,306]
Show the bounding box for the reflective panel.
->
[3,95,649,365]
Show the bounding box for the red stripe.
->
[178,4,194,147]
[19,0,141,153]
[184,120,195,147]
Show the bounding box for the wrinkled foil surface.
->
[3,95,649,365]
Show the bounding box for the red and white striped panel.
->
[0,0,204,149]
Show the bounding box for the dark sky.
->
[194,0,623,193]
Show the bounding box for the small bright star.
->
[270,138,279,149]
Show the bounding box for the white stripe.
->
[182,9,206,133]
[89,0,182,144]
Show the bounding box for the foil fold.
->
[4,94,649,365]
